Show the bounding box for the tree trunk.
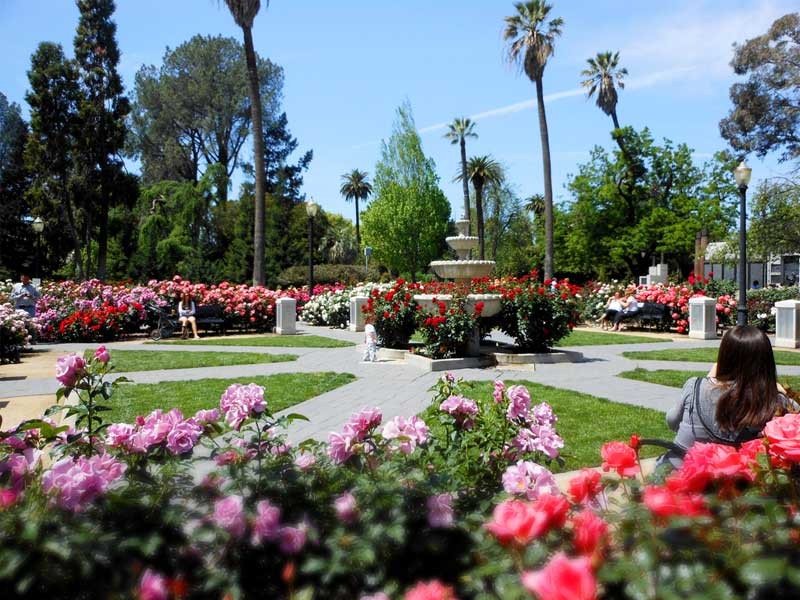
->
[535,77,555,280]
[611,109,620,130]
[491,189,501,260]
[459,138,471,231]
[242,26,266,286]
[475,181,485,260]
[59,179,85,280]
[355,196,360,249]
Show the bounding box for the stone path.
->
[3,326,800,444]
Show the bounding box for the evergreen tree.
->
[73,0,131,279]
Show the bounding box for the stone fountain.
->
[414,217,503,355]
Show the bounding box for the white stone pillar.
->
[774,300,800,348]
[688,296,717,340]
[275,298,297,335]
[349,296,369,332]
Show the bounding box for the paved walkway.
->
[3,326,799,443]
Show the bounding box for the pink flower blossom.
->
[382,415,429,454]
[361,594,390,600]
[279,524,307,554]
[138,568,169,600]
[252,499,282,545]
[439,395,479,428]
[404,580,457,600]
[493,380,506,404]
[295,451,316,470]
[506,385,531,421]
[55,354,86,387]
[521,552,597,600]
[601,441,640,478]
[502,461,558,500]
[427,493,454,528]
[513,424,564,459]
[530,402,557,426]
[219,383,267,430]
[0,487,19,509]
[334,491,359,524]
[327,431,356,464]
[105,423,135,449]
[213,495,246,538]
[165,420,203,455]
[193,408,220,425]
[42,453,126,512]
[93,345,110,363]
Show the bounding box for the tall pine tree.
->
[73,0,130,279]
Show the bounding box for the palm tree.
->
[524,193,545,216]
[444,118,478,230]
[581,51,627,129]
[219,0,268,286]
[339,169,372,249]
[503,0,563,280]
[456,156,503,260]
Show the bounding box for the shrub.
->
[364,280,419,348]
[417,296,480,359]
[498,282,576,352]
[748,286,799,331]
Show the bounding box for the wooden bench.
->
[629,302,672,331]
[194,304,227,335]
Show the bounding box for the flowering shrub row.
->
[32,277,345,342]
[0,303,35,348]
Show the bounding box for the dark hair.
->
[715,325,780,431]
[180,292,192,303]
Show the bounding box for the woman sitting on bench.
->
[178,292,200,340]
[611,286,639,331]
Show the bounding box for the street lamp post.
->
[734,161,752,327]
[364,246,372,275]
[306,199,319,295]
[32,216,45,280]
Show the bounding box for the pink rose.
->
[493,380,505,404]
[382,415,429,454]
[295,451,316,470]
[334,491,359,524]
[279,524,307,554]
[426,493,454,528]
[213,495,246,538]
[764,413,800,463]
[506,385,531,421]
[105,423,135,449]
[502,461,558,500]
[138,568,169,600]
[521,552,597,600]
[165,420,203,455]
[193,408,220,425]
[0,487,19,509]
[404,580,457,600]
[252,499,282,545]
[93,345,110,364]
[600,441,639,478]
[55,354,86,387]
[485,500,544,547]
[643,485,706,518]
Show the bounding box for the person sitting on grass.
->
[662,325,797,468]
[598,292,623,330]
[178,292,200,340]
[611,286,640,331]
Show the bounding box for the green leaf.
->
[740,557,788,587]
[283,412,310,423]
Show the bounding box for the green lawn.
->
[619,367,800,390]
[622,347,800,366]
[107,372,356,424]
[84,349,296,373]
[453,380,672,471]
[554,329,668,347]
[149,334,354,348]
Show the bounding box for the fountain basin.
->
[445,236,479,257]
[413,293,502,318]
[430,260,495,282]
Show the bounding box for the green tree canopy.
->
[562,127,739,279]
[720,13,800,163]
[362,103,450,280]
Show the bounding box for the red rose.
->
[383,311,390,319]
[600,441,639,478]
[567,469,602,504]
[643,485,706,518]
[571,509,608,556]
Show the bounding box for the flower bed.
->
[2,356,800,598]
[31,277,343,342]
[301,283,384,329]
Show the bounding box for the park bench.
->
[194,304,227,335]
[630,302,672,331]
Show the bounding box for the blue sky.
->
[0,0,795,221]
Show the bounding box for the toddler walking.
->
[362,315,378,362]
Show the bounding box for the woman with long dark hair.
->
[664,325,796,466]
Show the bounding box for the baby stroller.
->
[148,304,178,341]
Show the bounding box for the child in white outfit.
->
[363,320,378,362]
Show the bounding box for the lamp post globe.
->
[32,216,45,279]
[734,161,752,327]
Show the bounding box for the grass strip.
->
[622,347,800,365]
[555,329,668,347]
[107,372,356,424]
[619,367,800,390]
[148,334,354,348]
[84,349,296,373]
